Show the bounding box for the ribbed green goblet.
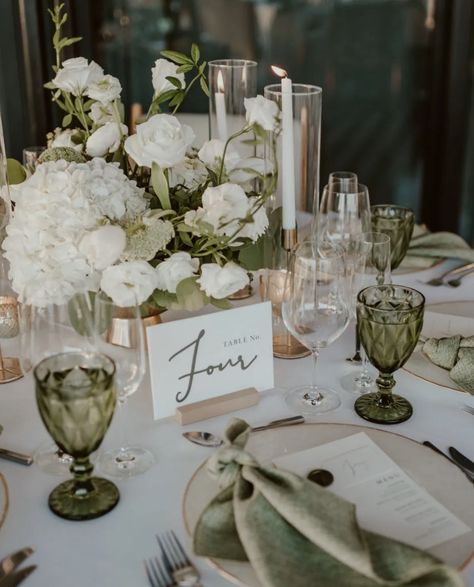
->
[370,205,415,270]
[355,285,424,424]
[34,351,119,520]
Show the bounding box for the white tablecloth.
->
[1,262,473,587]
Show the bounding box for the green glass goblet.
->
[355,285,425,424]
[370,205,415,270]
[34,351,119,521]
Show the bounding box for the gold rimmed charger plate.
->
[404,300,474,393]
[0,472,9,531]
[182,422,474,586]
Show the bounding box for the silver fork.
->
[157,531,202,587]
[144,556,175,587]
[425,262,474,286]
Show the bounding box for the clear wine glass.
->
[328,171,358,191]
[19,294,94,475]
[93,293,154,478]
[282,240,350,415]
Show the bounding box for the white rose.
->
[198,139,240,171]
[244,95,279,131]
[124,114,195,169]
[155,252,199,293]
[52,57,104,96]
[90,102,115,125]
[198,262,249,299]
[238,197,269,241]
[100,261,157,307]
[151,58,186,96]
[86,74,122,104]
[186,183,250,237]
[229,156,266,184]
[79,225,126,271]
[50,128,84,152]
[86,122,127,157]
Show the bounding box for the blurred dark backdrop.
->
[0,0,473,243]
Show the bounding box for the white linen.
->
[0,261,474,586]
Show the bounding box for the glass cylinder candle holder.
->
[208,60,257,156]
[264,83,322,241]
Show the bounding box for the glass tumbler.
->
[370,205,415,270]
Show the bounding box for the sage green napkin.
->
[193,418,463,587]
[423,335,474,392]
[401,224,474,269]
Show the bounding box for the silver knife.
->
[449,447,474,475]
[0,449,33,466]
[423,441,474,481]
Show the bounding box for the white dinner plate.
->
[182,423,474,586]
[403,300,474,393]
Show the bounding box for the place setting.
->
[0,3,474,587]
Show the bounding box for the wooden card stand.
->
[175,387,259,425]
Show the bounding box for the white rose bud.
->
[86,122,128,157]
[50,129,83,152]
[244,95,279,131]
[79,225,126,270]
[198,139,240,171]
[197,262,249,299]
[155,252,200,293]
[90,102,115,125]
[86,74,122,104]
[124,114,195,169]
[52,57,104,96]
[151,58,186,96]
[100,261,157,307]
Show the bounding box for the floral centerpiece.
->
[3,4,279,311]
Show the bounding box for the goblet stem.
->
[375,372,395,406]
[70,457,95,496]
[306,350,324,404]
[116,397,132,461]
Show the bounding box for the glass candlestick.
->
[208,60,257,155]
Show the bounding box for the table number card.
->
[146,302,274,419]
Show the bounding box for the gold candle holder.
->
[0,296,23,383]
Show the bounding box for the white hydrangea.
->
[3,159,149,306]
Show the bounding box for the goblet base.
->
[48,476,119,521]
[98,446,155,479]
[355,392,413,424]
[286,385,341,416]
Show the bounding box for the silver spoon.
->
[183,415,305,447]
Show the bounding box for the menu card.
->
[274,432,470,550]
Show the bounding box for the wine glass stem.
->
[116,397,131,460]
[310,350,324,402]
[70,457,94,495]
[376,372,395,406]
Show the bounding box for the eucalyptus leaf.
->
[151,162,171,209]
[160,50,193,65]
[176,277,209,311]
[6,159,26,185]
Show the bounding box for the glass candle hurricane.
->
[355,285,425,424]
[34,351,119,521]
[208,59,257,155]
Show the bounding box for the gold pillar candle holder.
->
[260,269,311,360]
[0,296,23,383]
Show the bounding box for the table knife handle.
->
[0,448,33,466]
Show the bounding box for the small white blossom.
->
[197,262,249,299]
[155,252,199,293]
[79,225,126,270]
[86,122,127,157]
[198,139,240,172]
[100,261,157,307]
[244,95,279,131]
[122,213,174,261]
[52,57,103,96]
[90,102,115,126]
[86,74,122,104]
[49,128,84,152]
[151,58,186,96]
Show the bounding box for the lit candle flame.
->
[271,65,288,79]
[217,70,225,93]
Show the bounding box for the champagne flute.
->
[282,240,350,415]
[93,293,154,478]
[346,232,391,392]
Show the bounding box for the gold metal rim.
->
[181,421,474,584]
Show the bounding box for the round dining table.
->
[0,261,473,587]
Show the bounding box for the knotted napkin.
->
[423,335,474,392]
[193,418,463,587]
[401,225,474,269]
